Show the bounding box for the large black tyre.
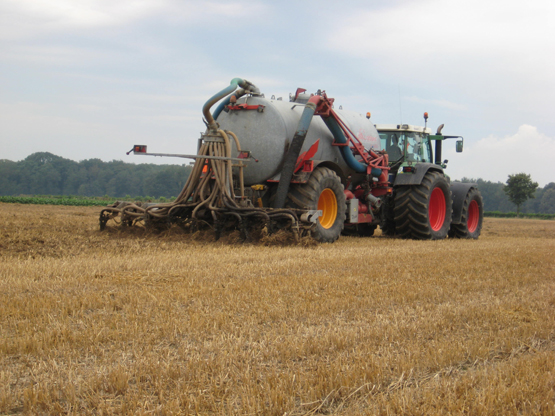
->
[394,170,452,240]
[449,188,483,239]
[286,167,346,242]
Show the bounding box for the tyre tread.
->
[449,188,483,239]
[393,170,453,240]
[286,167,346,243]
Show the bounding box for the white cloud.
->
[325,0,555,158]
[328,0,555,93]
[444,125,555,186]
[330,0,555,61]
[0,0,270,40]
[404,96,466,111]
[0,98,201,163]
[0,0,158,39]
[1,44,115,66]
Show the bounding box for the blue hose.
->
[212,96,232,121]
[322,117,368,173]
[202,78,245,128]
[203,78,260,128]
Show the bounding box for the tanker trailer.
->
[99,78,391,242]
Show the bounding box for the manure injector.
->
[100,78,483,242]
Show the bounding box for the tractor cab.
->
[375,124,433,165]
[375,113,464,170]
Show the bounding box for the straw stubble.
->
[1,203,554,415]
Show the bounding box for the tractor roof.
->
[375,124,432,134]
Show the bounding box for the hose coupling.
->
[366,194,382,209]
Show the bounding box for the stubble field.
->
[1,203,554,415]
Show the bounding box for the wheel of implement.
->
[449,188,483,239]
[394,170,452,240]
[287,167,346,242]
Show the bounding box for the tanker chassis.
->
[100,78,483,243]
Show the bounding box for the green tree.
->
[0,153,194,198]
[503,173,539,216]
[539,187,555,214]
[0,159,19,195]
[459,177,513,212]
[143,165,192,198]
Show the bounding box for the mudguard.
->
[450,182,478,224]
[393,163,443,186]
[312,160,348,184]
[267,160,347,185]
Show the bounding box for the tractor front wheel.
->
[449,188,483,239]
[287,167,346,242]
[394,171,452,240]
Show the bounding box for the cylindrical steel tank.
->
[215,95,381,186]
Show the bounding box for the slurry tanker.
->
[100,78,483,242]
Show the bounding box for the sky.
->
[1,0,554,186]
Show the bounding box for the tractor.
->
[99,78,483,242]
[374,118,483,239]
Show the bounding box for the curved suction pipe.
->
[321,117,367,173]
[202,78,260,130]
[212,88,246,121]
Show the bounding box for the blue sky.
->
[1,0,554,185]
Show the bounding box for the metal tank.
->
[215,95,381,186]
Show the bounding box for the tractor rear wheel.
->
[449,188,483,239]
[394,170,452,240]
[287,167,346,242]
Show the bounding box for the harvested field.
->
[1,203,554,415]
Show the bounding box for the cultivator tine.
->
[191,219,199,234]
[267,219,274,236]
[99,210,110,231]
[240,218,249,242]
[214,219,222,241]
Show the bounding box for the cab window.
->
[380,132,404,162]
[404,132,432,163]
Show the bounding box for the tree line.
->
[1,152,554,213]
[0,152,193,199]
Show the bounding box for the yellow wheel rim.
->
[317,188,338,229]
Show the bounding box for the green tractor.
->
[375,113,483,239]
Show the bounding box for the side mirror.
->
[456,140,463,153]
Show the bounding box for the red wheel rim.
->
[429,187,446,231]
[467,200,479,233]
